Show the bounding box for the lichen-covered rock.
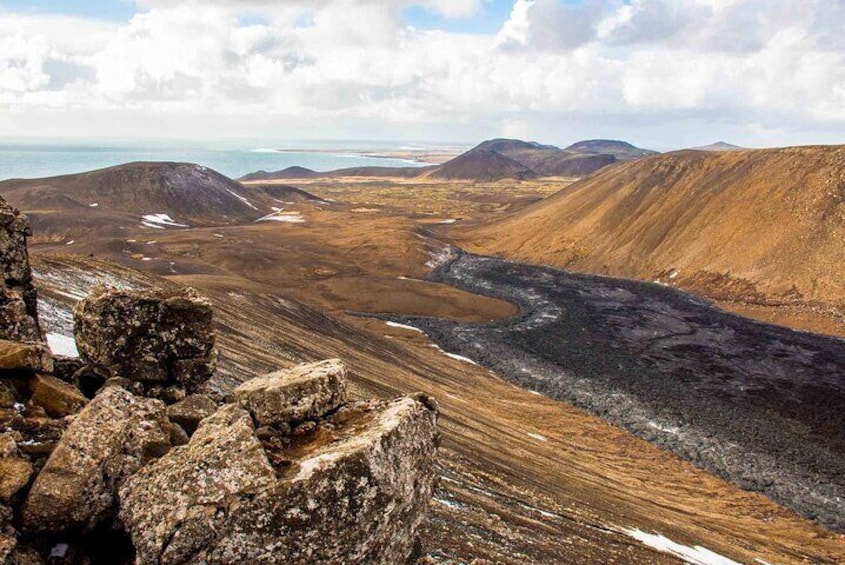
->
[29,374,87,418]
[73,286,217,398]
[23,387,171,532]
[119,393,438,564]
[119,404,277,563]
[165,394,217,435]
[0,196,42,344]
[0,457,32,502]
[0,340,52,374]
[234,359,347,428]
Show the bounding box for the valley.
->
[2,142,845,563]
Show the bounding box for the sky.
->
[0,0,843,150]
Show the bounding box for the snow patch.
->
[89,203,98,207]
[256,210,305,223]
[622,529,741,565]
[438,219,457,224]
[527,432,547,442]
[444,352,479,366]
[46,333,79,357]
[226,188,258,210]
[65,240,74,246]
[385,321,424,333]
[141,214,188,229]
[434,497,463,509]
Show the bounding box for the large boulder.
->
[120,376,439,564]
[73,286,217,400]
[234,359,347,429]
[23,387,171,532]
[0,196,42,343]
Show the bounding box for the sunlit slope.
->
[452,146,845,329]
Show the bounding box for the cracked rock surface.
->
[121,366,438,565]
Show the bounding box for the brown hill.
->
[564,139,658,160]
[0,162,265,227]
[246,183,328,203]
[427,149,538,181]
[693,141,745,151]
[239,166,318,181]
[449,145,845,334]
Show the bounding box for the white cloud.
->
[0,0,842,146]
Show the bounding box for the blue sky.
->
[0,0,518,30]
[0,0,138,20]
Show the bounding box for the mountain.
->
[693,141,746,151]
[564,139,659,160]
[247,183,328,203]
[471,138,560,153]
[0,162,265,227]
[239,166,319,181]
[240,138,657,182]
[427,149,538,181]
[450,145,845,333]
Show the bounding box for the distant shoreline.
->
[266,148,464,165]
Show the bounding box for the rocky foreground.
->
[0,195,439,564]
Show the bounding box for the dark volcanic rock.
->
[73,285,217,400]
[402,250,845,532]
[0,195,42,343]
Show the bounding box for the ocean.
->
[0,139,435,181]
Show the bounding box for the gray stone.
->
[23,387,171,532]
[234,359,347,428]
[119,393,438,564]
[72,286,217,398]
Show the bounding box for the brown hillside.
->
[428,149,538,181]
[0,162,266,227]
[449,145,845,334]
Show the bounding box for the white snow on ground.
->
[527,433,548,442]
[213,233,224,238]
[65,240,74,245]
[434,497,463,509]
[89,203,98,207]
[46,333,79,357]
[262,214,305,223]
[622,529,741,565]
[519,503,557,518]
[385,321,424,333]
[439,219,457,224]
[426,245,455,269]
[141,214,189,229]
[226,188,258,210]
[141,257,152,261]
[444,352,479,365]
